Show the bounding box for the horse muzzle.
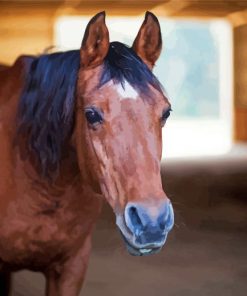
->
[116,200,174,256]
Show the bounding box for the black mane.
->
[17,50,80,177]
[17,42,163,178]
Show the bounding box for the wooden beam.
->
[1,1,247,17]
[227,9,247,27]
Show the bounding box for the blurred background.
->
[0,0,247,295]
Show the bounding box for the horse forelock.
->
[100,42,163,96]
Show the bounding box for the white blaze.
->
[116,80,138,100]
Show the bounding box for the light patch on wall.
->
[54,16,143,50]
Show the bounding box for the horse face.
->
[76,12,174,256]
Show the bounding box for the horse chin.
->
[124,240,163,256]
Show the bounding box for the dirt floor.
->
[11,148,247,296]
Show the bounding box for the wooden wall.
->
[0,3,149,65]
[0,6,56,65]
[233,21,247,141]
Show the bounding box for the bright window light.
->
[54,16,233,159]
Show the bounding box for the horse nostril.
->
[127,206,144,235]
[158,202,174,232]
[158,215,166,231]
[159,221,166,231]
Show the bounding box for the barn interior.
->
[0,0,247,295]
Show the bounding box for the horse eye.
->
[161,108,172,125]
[85,108,103,126]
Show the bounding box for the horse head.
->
[75,12,174,256]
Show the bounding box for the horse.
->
[0,11,174,295]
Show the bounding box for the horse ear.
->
[80,11,109,69]
[132,11,162,70]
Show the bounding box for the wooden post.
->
[233,23,247,141]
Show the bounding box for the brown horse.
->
[0,11,174,295]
